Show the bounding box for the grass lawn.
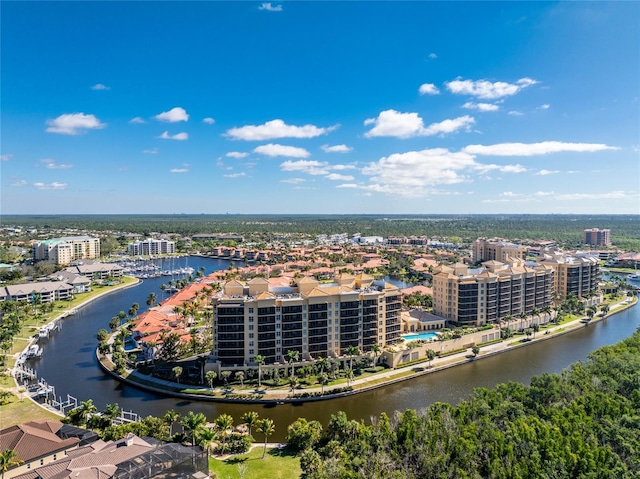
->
[0,393,61,429]
[210,445,301,479]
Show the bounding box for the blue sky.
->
[1,1,639,215]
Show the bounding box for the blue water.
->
[402,332,439,341]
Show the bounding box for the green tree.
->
[257,418,275,459]
[255,354,265,389]
[163,410,180,437]
[370,345,381,365]
[0,449,23,479]
[241,411,259,438]
[318,372,329,394]
[172,366,183,384]
[214,413,235,453]
[205,370,217,390]
[345,344,359,371]
[286,417,323,452]
[471,345,480,357]
[426,349,436,368]
[286,349,299,378]
[181,411,206,446]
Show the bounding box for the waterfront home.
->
[48,270,92,293]
[64,261,124,280]
[1,281,74,303]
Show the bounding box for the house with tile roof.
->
[0,420,93,479]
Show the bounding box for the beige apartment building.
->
[472,238,527,263]
[32,236,100,265]
[210,274,402,367]
[433,259,555,326]
[540,252,600,299]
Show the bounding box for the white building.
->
[32,236,100,265]
[127,239,175,256]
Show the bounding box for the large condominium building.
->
[472,238,528,263]
[32,236,100,265]
[540,252,599,299]
[583,228,611,246]
[433,259,555,326]
[127,238,175,256]
[210,274,402,367]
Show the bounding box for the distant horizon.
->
[2,2,638,215]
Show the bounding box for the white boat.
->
[627,273,640,281]
[25,344,43,359]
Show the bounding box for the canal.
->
[32,257,640,441]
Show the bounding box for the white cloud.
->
[41,158,73,169]
[1,154,13,161]
[224,172,246,178]
[364,110,474,138]
[143,148,159,154]
[170,168,189,173]
[158,131,188,141]
[91,83,110,90]
[321,144,353,153]
[360,148,478,197]
[418,83,440,95]
[445,77,537,99]
[280,160,330,175]
[325,173,354,181]
[226,151,249,159]
[534,191,556,197]
[501,191,523,197]
[554,191,635,201]
[155,107,189,123]
[33,182,67,190]
[537,104,550,110]
[428,53,437,59]
[10,180,27,187]
[226,119,336,140]
[258,2,282,11]
[499,164,527,173]
[508,111,524,116]
[536,169,560,176]
[46,113,106,135]
[463,141,619,156]
[280,178,306,184]
[130,117,146,124]
[254,144,310,158]
[462,101,499,112]
[203,117,215,124]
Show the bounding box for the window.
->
[249,325,254,330]
[249,308,254,313]
[249,333,254,338]
[249,341,254,347]
[249,316,254,322]
[276,339,281,345]
[249,349,254,355]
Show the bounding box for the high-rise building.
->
[210,274,402,366]
[472,238,528,263]
[432,259,555,326]
[127,239,175,256]
[583,228,611,246]
[32,236,100,265]
[541,252,599,299]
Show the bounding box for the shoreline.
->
[97,295,638,404]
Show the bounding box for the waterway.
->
[32,257,640,441]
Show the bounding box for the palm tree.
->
[78,399,97,425]
[196,427,217,457]
[182,411,207,446]
[316,356,328,375]
[519,311,527,331]
[600,304,610,317]
[163,409,180,437]
[257,418,275,459]
[532,323,540,339]
[172,366,183,384]
[370,345,381,365]
[146,293,157,307]
[318,372,329,394]
[289,376,298,394]
[241,411,259,437]
[220,370,231,389]
[205,371,217,390]
[471,345,480,357]
[345,344,359,371]
[235,371,245,387]
[0,449,22,479]
[285,349,299,378]
[254,355,265,389]
[532,307,540,326]
[426,349,436,368]
[214,413,234,453]
[543,306,552,324]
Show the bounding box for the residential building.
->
[1,281,74,303]
[210,274,402,366]
[433,259,555,326]
[32,236,100,265]
[472,238,527,263]
[540,252,600,299]
[64,262,124,280]
[583,228,611,246]
[0,420,97,479]
[127,238,175,256]
[9,432,207,479]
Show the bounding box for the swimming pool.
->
[402,332,439,341]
